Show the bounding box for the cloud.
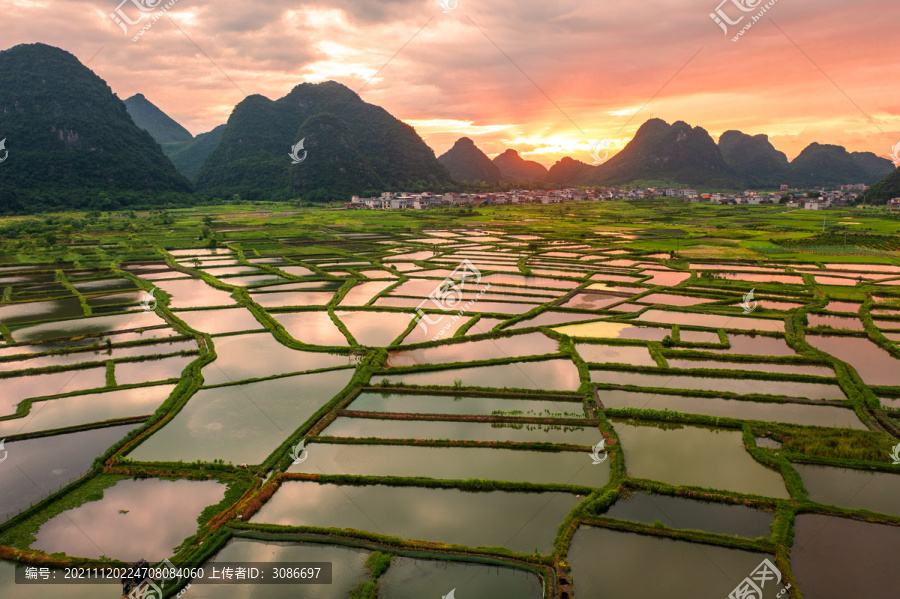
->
[0,0,897,163]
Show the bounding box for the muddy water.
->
[570,527,788,598]
[791,514,900,599]
[610,419,790,498]
[794,464,900,516]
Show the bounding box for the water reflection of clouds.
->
[33,479,225,562]
[0,425,139,523]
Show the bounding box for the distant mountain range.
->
[124,93,224,181]
[434,120,893,191]
[0,42,896,214]
[162,125,226,181]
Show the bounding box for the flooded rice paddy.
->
[591,369,846,399]
[2,225,898,597]
[610,419,790,497]
[791,515,899,599]
[251,481,580,553]
[601,491,773,537]
[570,527,788,598]
[32,478,225,561]
[600,389,865,428]
[289,442,609,487]
[346,392,586,417]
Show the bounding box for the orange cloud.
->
[0,0,896,166]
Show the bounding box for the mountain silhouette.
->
[195,81,451,200]
[493,149,549,182]
[438,137,502,184]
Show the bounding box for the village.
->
[347,183,887,211]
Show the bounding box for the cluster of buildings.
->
[348,190,594,209]
[347,186,871,210]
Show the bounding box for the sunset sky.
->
[3,0,899,167]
